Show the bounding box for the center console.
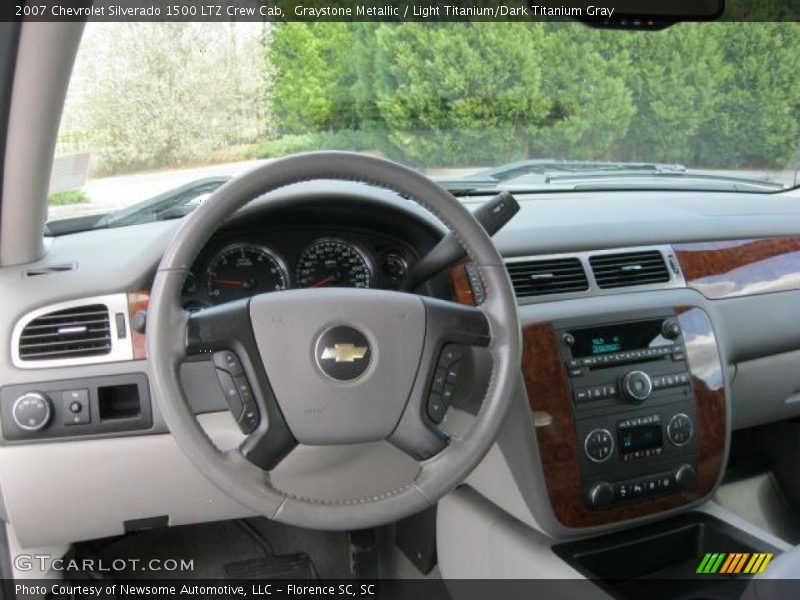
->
[521,306,726,528]
[557,315,698,511]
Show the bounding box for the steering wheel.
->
[147,152,521,530]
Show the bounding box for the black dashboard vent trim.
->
[506,257,590,297]
[18,303,112,361]
[589,250,671,289]
[24,262,77,277]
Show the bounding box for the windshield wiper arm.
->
[471,159,687,183]
[545,171,785,191]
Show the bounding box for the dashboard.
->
[5,182,800,549]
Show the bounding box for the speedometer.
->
[295,238,372,289]
[206,243,289,304]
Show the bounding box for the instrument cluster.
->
[180,229,417,310]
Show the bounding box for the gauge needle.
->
[311,276,335,288]
[212,278,246,287]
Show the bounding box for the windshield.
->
[48,21,800,232]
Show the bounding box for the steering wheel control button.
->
[314,325,372,382]
[62,389,91,425]
[12,392,53,432]
[215,369,244,419]
[239,404,259,434]
[427,393,446,424]
[439,344,464,367]
[213,350,244,377]
[621,370,653,403]
[584,428,614,462]
[668,413,694,446]
[432,368,447,393]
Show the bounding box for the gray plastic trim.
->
[11,293,133,369]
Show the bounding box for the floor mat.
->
[224,554,316,580]
[80,518,352,579]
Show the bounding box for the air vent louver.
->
[18,304,111,360]
[506,257,589,297]
[589,250,670,289]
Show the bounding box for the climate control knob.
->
[12,392,52,432]
[584,428,614,462]
[668,413,693,446]
[675,464,697,490]
[587,482,615,509]
[621,370,653,403]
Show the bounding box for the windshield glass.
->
[48,21,800,232]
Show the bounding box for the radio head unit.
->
[556,313,698,511]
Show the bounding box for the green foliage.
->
[269,23,358,134]
[693,23,800,168]
[250,130,379,158]
[268,21,800,171]
[48,190,89,206]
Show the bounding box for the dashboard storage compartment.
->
[554,513,779,600]
[98,383,141,420]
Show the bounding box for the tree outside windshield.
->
[50,21,800,223]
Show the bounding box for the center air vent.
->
[589,250,670,289]
[18,304,112,361]
[506,257,589,297]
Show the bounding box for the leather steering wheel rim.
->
[147,152,521,530]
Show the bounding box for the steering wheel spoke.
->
[185,300,297,470]
[388,297,492,460]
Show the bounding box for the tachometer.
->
[206,243,289,304]
[295,238,372,289]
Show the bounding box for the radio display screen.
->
[618,423,663,455]
[568,320,670,357]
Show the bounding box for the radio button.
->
[584,428,614,462]
[668,413,693,446]
[574,388,590,403]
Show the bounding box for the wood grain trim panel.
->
[127,291,149,360]
[673,238,800,299]
[448,261,477,306]
[522,308,725,527]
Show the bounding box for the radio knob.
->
[587,482,615,509]
[675,464,697,490]
[621,370,653,403]
[12,392,52,432]
[662,318,682,340]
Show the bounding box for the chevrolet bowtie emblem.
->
[320,343,368,363]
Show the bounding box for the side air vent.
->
[589,250,670,289]
[18,304,112,361]
[506,257,589,297]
